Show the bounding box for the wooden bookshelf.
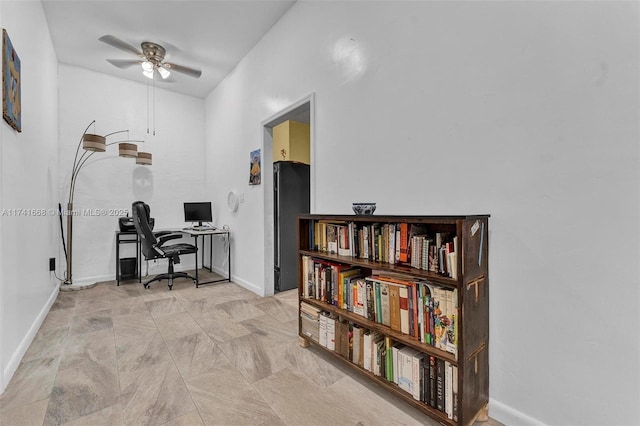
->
[297,214,490,426]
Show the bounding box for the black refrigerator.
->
[274,161,310,292]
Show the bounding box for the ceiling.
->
[41,0,296,99]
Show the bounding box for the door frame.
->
[261,93,315,296]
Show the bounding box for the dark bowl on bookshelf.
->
[352,203,376,215]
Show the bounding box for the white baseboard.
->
[69,260,199,285]
[67,274,113,285]
[489,398,547,426]
[209,265,261,296]
[1,284,59,394]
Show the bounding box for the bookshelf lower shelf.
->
[301,334,455,426]
[301,297,458,365]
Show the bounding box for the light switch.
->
[239,192,245,203]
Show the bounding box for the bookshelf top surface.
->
[298,214,490,223]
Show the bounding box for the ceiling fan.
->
[99,35,202,80]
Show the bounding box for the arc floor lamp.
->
[61,120,152,291]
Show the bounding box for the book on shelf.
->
[428,355,437,408]
[348,222,356,257]
[421,238,430,271]
[300,301,320,316]
[423,282,458,356]
[417,283,426,344]
[388,283,401,332]
[299,302,320,343]
[420,358,428,404]
[319,312,328,347]
[399,285,410,335]
[445,361,453,420]
[352,325,362,366]
[337,224,351,256]
[353,278,366,316]
[301,255,316,299]
[360,225,369,259]
[407,284,415,338]
[326,315,336,351]
[384,337,394,382]
[326,224,338,254]
[335,319,350,359]
[436,357,445,412]
[380,281,391,327]
[375,336,386,377]
[363,331,373,372]
[388,223,396,264]
[396,346,418,395]
[365,280,375,322]
[452,364,459,422]
[319,222,326,252]
[411,351,424,401]
[399,223,409,262]
[374,280,382,324]
[395,227,401,263]
[391,344,403,385]
[336,267,359,309]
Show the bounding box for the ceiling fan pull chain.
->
[146,79,150,135]
[153,76,156,136]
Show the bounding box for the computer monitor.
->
[183,202,212,226]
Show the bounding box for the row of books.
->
[309,221,458,279]
[301,256,458,355]
[300,302,458,421]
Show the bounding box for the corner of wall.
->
[1,285,59,394]
[489,398,548,426]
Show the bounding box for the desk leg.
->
[116,236,120,286]
[228,234,231,282]
[194,235,199,288]
[208,234,213,271]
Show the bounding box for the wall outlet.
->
[49,258,55,271]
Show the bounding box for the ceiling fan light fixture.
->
[157,67,170,79]
[101,36,202,81]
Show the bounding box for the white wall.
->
[205,1,640,425]
[58,64,206,282]
[0,1,59,392]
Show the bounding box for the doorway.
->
[262,94,315,296]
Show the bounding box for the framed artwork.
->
[2,29,21,132]
[249,149,261,185]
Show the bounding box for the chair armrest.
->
[156,233,182,247]
[153,230,173,238]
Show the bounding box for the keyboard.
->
[183,226,216,231]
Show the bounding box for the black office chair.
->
[132,201,198,290]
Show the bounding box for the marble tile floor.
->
[0,270,503,426]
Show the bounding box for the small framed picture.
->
[249,149,261,185]
[2,29,21,132]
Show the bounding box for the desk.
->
[181,228,231,287]
[115,231,141,286]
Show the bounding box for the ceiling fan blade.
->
[106,59,141,69]
[163,62,202,79]
[99,35,141,56]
